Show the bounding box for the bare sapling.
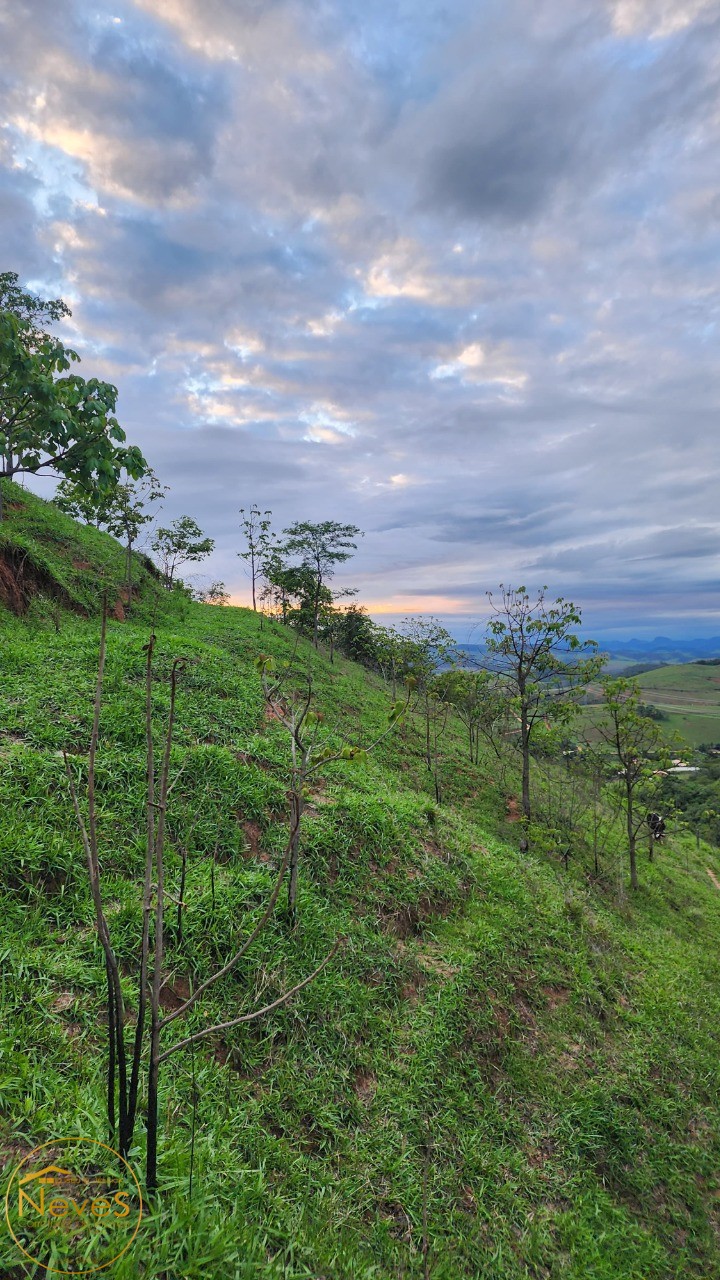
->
[64,601,131,1155]
[66,610,344,1193]
[255,653,411,922]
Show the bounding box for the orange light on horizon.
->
[359,595,476,615]
[223,592,486,617]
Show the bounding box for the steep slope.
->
[1,493,720,1279]
[0,478,161,619]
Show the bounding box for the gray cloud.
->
[404,3,720,224]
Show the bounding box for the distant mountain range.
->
[599,637,720,663]
[453,637,720,667]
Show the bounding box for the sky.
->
[1,0,719,639]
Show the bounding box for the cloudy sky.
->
[2,0,719,637]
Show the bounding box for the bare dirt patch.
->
[239,817,273,863]
[158,975,192,1012]
[0,546,76,615]
[51,991,76,1012]
[354,1068,377,1102]
[263,701,285,723]
[542,984,571,1011]
[417,946,460,980]
[241,819,263,857]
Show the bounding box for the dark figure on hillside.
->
[647,812,666,841]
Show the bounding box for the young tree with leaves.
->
[332,604,381,668]
[281,520,362,647]
[151,515,214,589]
[193,580,230,605]
[0,273,146,520]
[435,668,510,765]
[484,585,602,828]
[56,468,167,605]
[54,478,116,529]
[238,504,273,610]
[399,616,455,771]
[590,677,675,890]
[373,625,416,700]
[260,554,331,631]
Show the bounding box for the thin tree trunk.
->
[627,782,638,890]
[128,635,156,1143]
[64,602,130,1153]
[125,536,133,613]
[106,956,116,1146]
[287,787,304,920]
[313,582,321,647]
[147,658,183,1192]
[433,714,442,804]
[521,726,531,822]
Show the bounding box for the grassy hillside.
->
[582,660,720,749]
[2,490,720,1278]
[0,478,162,621]
[635,663,720,748]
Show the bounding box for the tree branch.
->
[157,936,343,1063]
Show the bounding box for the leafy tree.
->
[238,504,273,610]
[151,515,214,588]
[56,468,167,604]
[660,753,720,849]
[193,580,230,606]
[435,668,509,765]
[0,270,70,332]
[374,625,416,699]
[281,520,363,646]
[484,585,602,827]
[400,616,455,771]
[54,476,116,528]
[332,604,381,667]
[261,553,333,631]
[590,677,674,890]
[0,273,146,520]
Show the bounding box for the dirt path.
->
[705,867,720,892]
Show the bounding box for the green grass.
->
[583,660,720,749]
[1,487,720,1277]
[0,478,173,623]
[633,665,720,747]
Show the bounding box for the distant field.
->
[638,664,720,746]
[585,663,720,748]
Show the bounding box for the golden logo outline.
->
[4,1137,143,1275]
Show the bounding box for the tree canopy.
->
[281,520,362,645]
[485,585,603,826]
[151,515,215,588]
[0,273,147,519]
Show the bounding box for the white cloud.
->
[610,0,716,38]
